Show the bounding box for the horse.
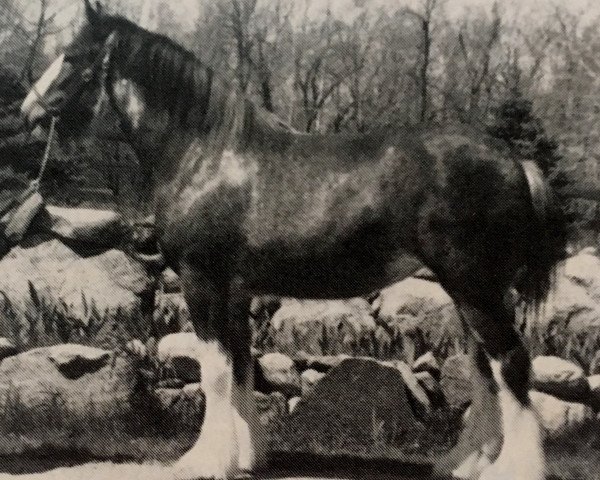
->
[21,2,566,479]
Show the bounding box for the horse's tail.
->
[517,160,566,316]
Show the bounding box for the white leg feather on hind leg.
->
[174,341,239,480]
[478,360,545,480]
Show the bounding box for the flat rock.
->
[530,391,595,439]
[47,344,111,379]
[45,206,124,246]
[281,358,422,451]
[531,356,590,403]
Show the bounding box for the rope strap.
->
[33,116,57,193]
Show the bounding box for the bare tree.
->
[403,0,439,123]
[456,2,502,121]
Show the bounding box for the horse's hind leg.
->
[174,265,259,480]
[452,298,544,480]
[436,332,501,479]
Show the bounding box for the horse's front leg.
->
[174,265,260,480]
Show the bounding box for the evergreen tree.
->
[487,86,561,178]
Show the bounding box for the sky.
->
[19,0,600,31]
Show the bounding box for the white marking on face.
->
[221,150,252,185]
[21,54,65,116]
[112,79,146,130]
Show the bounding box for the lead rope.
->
[32,116,58,192]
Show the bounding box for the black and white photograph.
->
[0,0,599,478]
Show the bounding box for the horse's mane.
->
[98,13,296,137]
[99,14,213,125]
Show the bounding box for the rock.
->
[440,354,471,409]
[157,333,201,383]
[47,344,111,379]
[254,391,287,426]
[160,268,181,293]
[376,278,464,359]
[257,352,301,396]
[530,391,595,439]
[532,356,590,403]
[413,267,437,281]
[589,375,600,411]
[413,351,440,379]
[0,345,136,419]
[154,293,191,337]
[300,369,325,397]
[281,358,422,451]
[0,237,80,331]
[269,298,377,356]
[293,352,350,373]
[44,206,124,246]
[390,361,432,419]
[591,351,600,376]
[60,249,154,324]
[181,382,202,399]
[288,396,301,414]
[0,337,16,361]
[415,371,445,408]
[154,388,182,410]
[531,252,600,335]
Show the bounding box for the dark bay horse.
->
[21,2,566,479]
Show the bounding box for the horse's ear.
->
[83,0,101,24]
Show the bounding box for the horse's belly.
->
[241,245,423,299]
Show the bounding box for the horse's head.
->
[21,0,117,136]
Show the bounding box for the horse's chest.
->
[156,152,255,254]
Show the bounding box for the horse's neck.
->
[110,75,251,205]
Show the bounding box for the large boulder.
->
[531,356,590,403]
[375,278,464,359]
[59,249,154,324]
[280,358,422,451]
[268,298,377,356]
[532,251,600,336]
[0,237,153,344]
[0,344,137,422]
[530,391,595,439]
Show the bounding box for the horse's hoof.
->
[450,449,493,480]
